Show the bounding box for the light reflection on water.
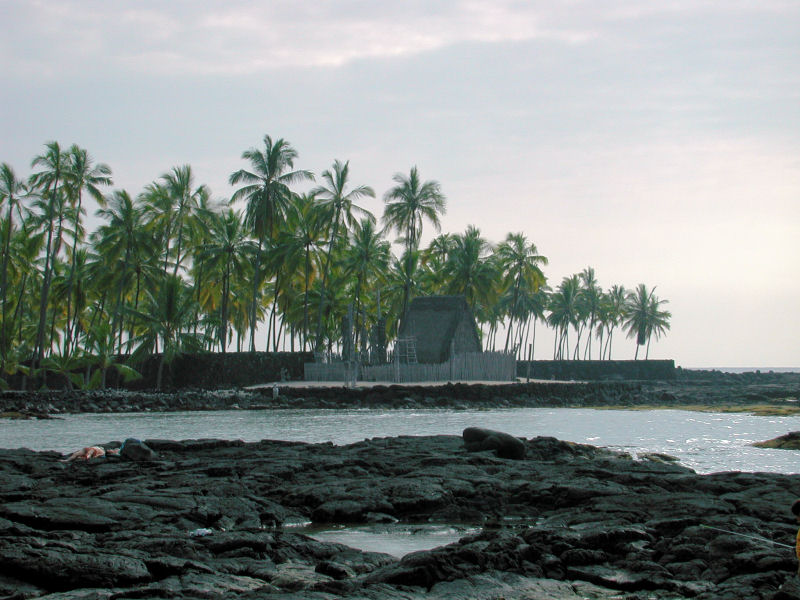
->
[1,408,798,474]
[295,523,482,558]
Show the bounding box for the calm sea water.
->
[2,407,799,475]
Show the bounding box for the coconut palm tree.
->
[383,249,423,339]
[496,233,548,353]
[600,284,626,359]
[94,190,156,354]
[579,267,601,359]
[442,226,499,314]
[229,135,313,351]
[341,217,390,352]
[547,275,581,360]
[61,145,112,353]
[28,141,68,381]
[128,274,204,389]
[382,166,446,317]
[623,284,671,359]
[159,165,208,277]
[311,159,375,352]
[280,194,326,350]
[197,208,255,352]
[0,163,27,364]
[420,233,455,293]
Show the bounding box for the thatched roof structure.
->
[398,295,482,363]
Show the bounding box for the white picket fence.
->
[304,351,515,384]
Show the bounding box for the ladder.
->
[396,336,418,364]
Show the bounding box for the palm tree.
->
[28,141,68,381]
[311,159,375,352]
[197,208,255,352]
[496,233,548,353]
[160,165,208,277]
[579,267,601,359]
[229,135,313,351]
[600,284,626,359]
[382,166,446,317]
[61,145,112,353]
[93,190,155,354]
[129,274,204,389]
[623,284,672,359]
[547,275,581,360]
[383,249,423,339]
[420,233,455,293]
[80,320,141,389]
[341,217,390,352]
[0,163,27,364]
[273,194,327,350]
[443,226,499,315]
[140,181,174,273]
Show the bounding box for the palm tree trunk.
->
[220,261,230,352]
[0,201,14,364]
[314,219,339,352]
[64,191,84,354]
[32,185,59,386]
[249,239,263,351]
[303,246,311,351]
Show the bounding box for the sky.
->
[1,1,799,368]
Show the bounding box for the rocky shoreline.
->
[1,371,799,416]
[1,430,800,599]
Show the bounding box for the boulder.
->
[119,438,157,461]
[462,427,526,459]
[753,431,800,450]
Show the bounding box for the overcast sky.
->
[2,1,799,368]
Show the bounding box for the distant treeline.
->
[1,136,670,390]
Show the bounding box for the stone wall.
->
[516,359,675,381]
[114,351,313,390]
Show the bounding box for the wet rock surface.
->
[0,432,798,599]
[755,431,800,450]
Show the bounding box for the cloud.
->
[3,0,600,77]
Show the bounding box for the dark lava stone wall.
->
[518,359,675,381]
[116,351,313,390]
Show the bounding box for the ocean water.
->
[2,407,798,475]
[686,367,799,373]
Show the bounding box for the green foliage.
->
[0,135,673,389]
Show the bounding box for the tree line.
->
[0,135,671,389]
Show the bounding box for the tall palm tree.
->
[229,135,313,351]
[600,284,626,359]
[496,233,548,352]
[311,159,375,351]
[160,165,208,277]
[443,226,498,313]
[275,194,327,350]
[623,284,671,359]
[547,275,581,360]
[382,166,446,317]
[93,190,157,354]
[197,208,255,352]
[420,233,455,293]
[61,145,112,353]
[129,274,203,389]
[579,267,601,359]
[341,217,390,351]
[0,163,27,364]
[384,249,423,339]
[28,141,68,381]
